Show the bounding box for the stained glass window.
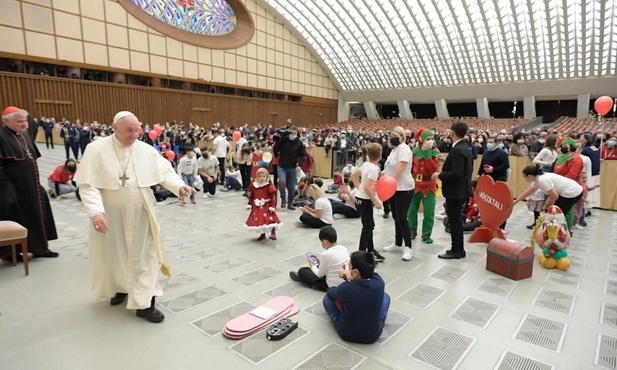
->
[131,0,237,36]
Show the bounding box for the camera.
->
[273,124,291,142]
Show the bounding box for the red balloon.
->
[375,176,397,201]
[232,130,241,142]
[153,125,164,134]
[594,96,614,116]
[148,130,159,141]
[165,150,175,161]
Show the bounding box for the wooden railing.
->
[0,72,338,126]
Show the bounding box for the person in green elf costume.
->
[407,129,442,244]
[553,136,584,230]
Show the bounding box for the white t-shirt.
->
[226,169,242,183]
[310,244,350,287]
[213,135,229,158]
[235,137,247,157]
[580,154,592,179]
[341,164,356,177]
[337,188,358,210]
[177,155,198,176]
[315,197,334,224]
[532,173,583,198]
[533,148,558,167]
[383,144,414,191]
[354,162,379,200]
[197,155,219,176]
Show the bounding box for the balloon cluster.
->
[146,125,175,161]
[531,205,571,271]
[148,124,164,141]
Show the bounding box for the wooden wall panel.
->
[0,72,338,127]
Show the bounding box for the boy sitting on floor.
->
[322,250,390,344]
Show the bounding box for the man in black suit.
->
[42,118,54,149]
[431,122,473,259]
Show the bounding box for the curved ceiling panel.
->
[119,0,254,49]
[261,0,617,91]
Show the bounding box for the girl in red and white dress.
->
[245,168,282,241]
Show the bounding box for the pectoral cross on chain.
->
[119,172,129,187]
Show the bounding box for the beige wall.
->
[0,0,339,100]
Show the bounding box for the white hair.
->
[113,111,136,124]
[2,109,29,122]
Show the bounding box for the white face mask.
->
[538,139,546,144]
[517,139,524,144]
[478,138,483,143]
[424,139,435,147]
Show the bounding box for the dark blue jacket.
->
[326,274,385,344]
[60,126,76,143]
[581,145,600,176]
[42,121,54,134]
[479,148,510,181]
[77,128,91,145]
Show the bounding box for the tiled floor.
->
[1,145,616,370]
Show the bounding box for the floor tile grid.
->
[3,146,616,370]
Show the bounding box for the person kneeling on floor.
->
[322,250,390,344]
[47,159,78,200]
[289,226,349,291]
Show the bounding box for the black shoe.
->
[33,251,59,258]
[136,307,165,323]
[372,250,385,262]
[586,211,592,216]
[383,213,390,219]
[287,205,296,211]
[579,220,587,227]
[281,201,287,209]
[526,224,534,229]
[110,293,128,306]
[438,250,462,259]
[289,271,302,282]
[461,250,466,258]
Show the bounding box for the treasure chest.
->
[486,238,533,280]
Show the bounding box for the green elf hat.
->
[558,137,577,147]
[417,128,434,142]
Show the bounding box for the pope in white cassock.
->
[74,111,196,323]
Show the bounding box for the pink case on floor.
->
[222,304,299,339]
[222,296,296,339]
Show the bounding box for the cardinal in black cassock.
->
[0,106,58,258]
